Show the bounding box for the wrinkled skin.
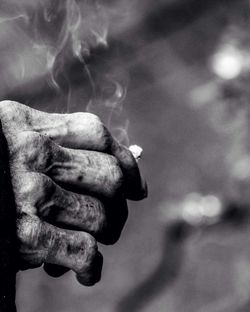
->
[0,101,147,286]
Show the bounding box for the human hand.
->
[0,101,147,286]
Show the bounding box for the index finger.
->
[0,102,147,200]
[45,113,147,200]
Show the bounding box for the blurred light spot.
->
[182,193,223,226]
[200,195,223,219]
[182,193,204,225]
[211,45,243,80]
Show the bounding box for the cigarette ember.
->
[129,145,143,161]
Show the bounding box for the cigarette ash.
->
[129,145,143,161]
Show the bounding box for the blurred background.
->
[3,0,250,311]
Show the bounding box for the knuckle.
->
[83,112,101,124]
[0,101,31,130]
[20,131,51,148]
[17,214,41,247]
[12,131,54,170]
[10,131,38,157]
[84,198,107,236]
[87,114,111,150]
[14,173,55,214]
[85,234,97,258]
[75,234,98,273]
[72,112,101,127]
[28,174,53,195]
[86,234,97,256]
[18,173,38,196]
[0,100,17,118]
[69,112,111,151]
[17,214,46,268]
[18,131,40,150]
[13,173,39,205]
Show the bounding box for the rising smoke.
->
[0,0,145,144]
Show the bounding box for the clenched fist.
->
[0,101,147,286]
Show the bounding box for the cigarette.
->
[129,145,143,162]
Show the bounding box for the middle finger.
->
[13,131,124,199]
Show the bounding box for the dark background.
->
[2,0,250,311]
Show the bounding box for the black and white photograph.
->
[1,1,250,312]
